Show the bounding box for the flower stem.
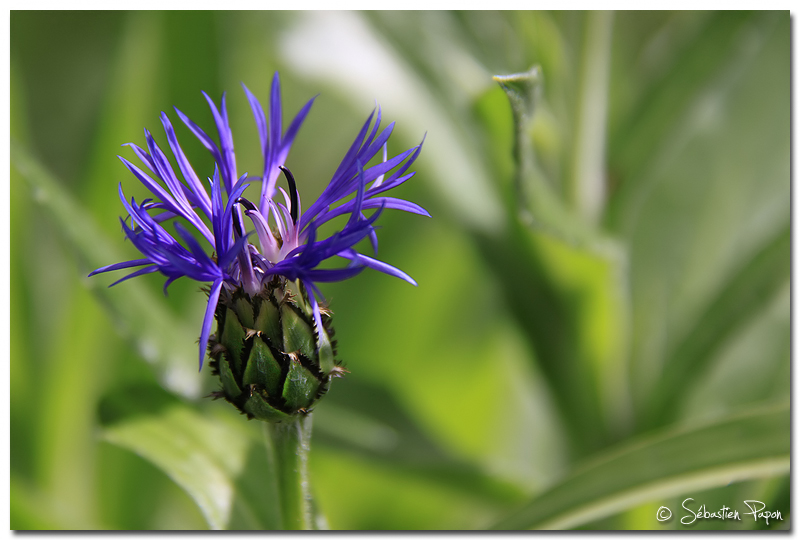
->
[264,415,314,530]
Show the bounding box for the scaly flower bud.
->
[208,278,345,421]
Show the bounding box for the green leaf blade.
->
[491,405,789,530]
[644,226,790,429]
[101,404,282,530]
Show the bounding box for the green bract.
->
[209,278,344,423]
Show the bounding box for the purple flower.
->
[91,72,428,369]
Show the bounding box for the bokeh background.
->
[11,11,789,530]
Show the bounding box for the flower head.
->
[91,73,427,376]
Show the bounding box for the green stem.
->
[264,415,313,530]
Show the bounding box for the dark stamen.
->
[236,197,258,213]
[279,166,299,225]
[232,205,246,237]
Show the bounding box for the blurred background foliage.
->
[10,10,789,530]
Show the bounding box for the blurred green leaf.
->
[606,11,746,232]
[644,226,789,428]
[609,11,788,429]
[11,142,203,399]
[101,403,281,530]
[12,59,107,529]
[607,11,785,234]
[477,75,632,455]
[682,282,789,421]
[314,377,526,504]
[491,404,789,530]
[83,11,164,227]
[11,475,97,530]
[474,222,629,456]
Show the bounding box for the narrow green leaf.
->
[102,404,281,530]
[11,142,202,398]
[491,404,789,530]
[643,226,790,429]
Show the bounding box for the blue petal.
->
[108,265,160,287]
[118,156,178,215]
[122,142,156,174]
[160,112,213,218]
[302,283,326,346]
[201,91,238,193]
[174,106,224,177]
[89,258,151,277]
[339,250,417,286]
[347,159,367,228]
[217,232,251,270]
[199,278,224,370]
[269,73,282,170]
[303,267,365,282]
[242,82,268,155]
[173,222,215,267]
[281,95,316,156]
[313,197,430,226]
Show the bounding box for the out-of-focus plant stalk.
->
[264,416,313,530]
[492,67,541,225]
[569,10,614,224]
